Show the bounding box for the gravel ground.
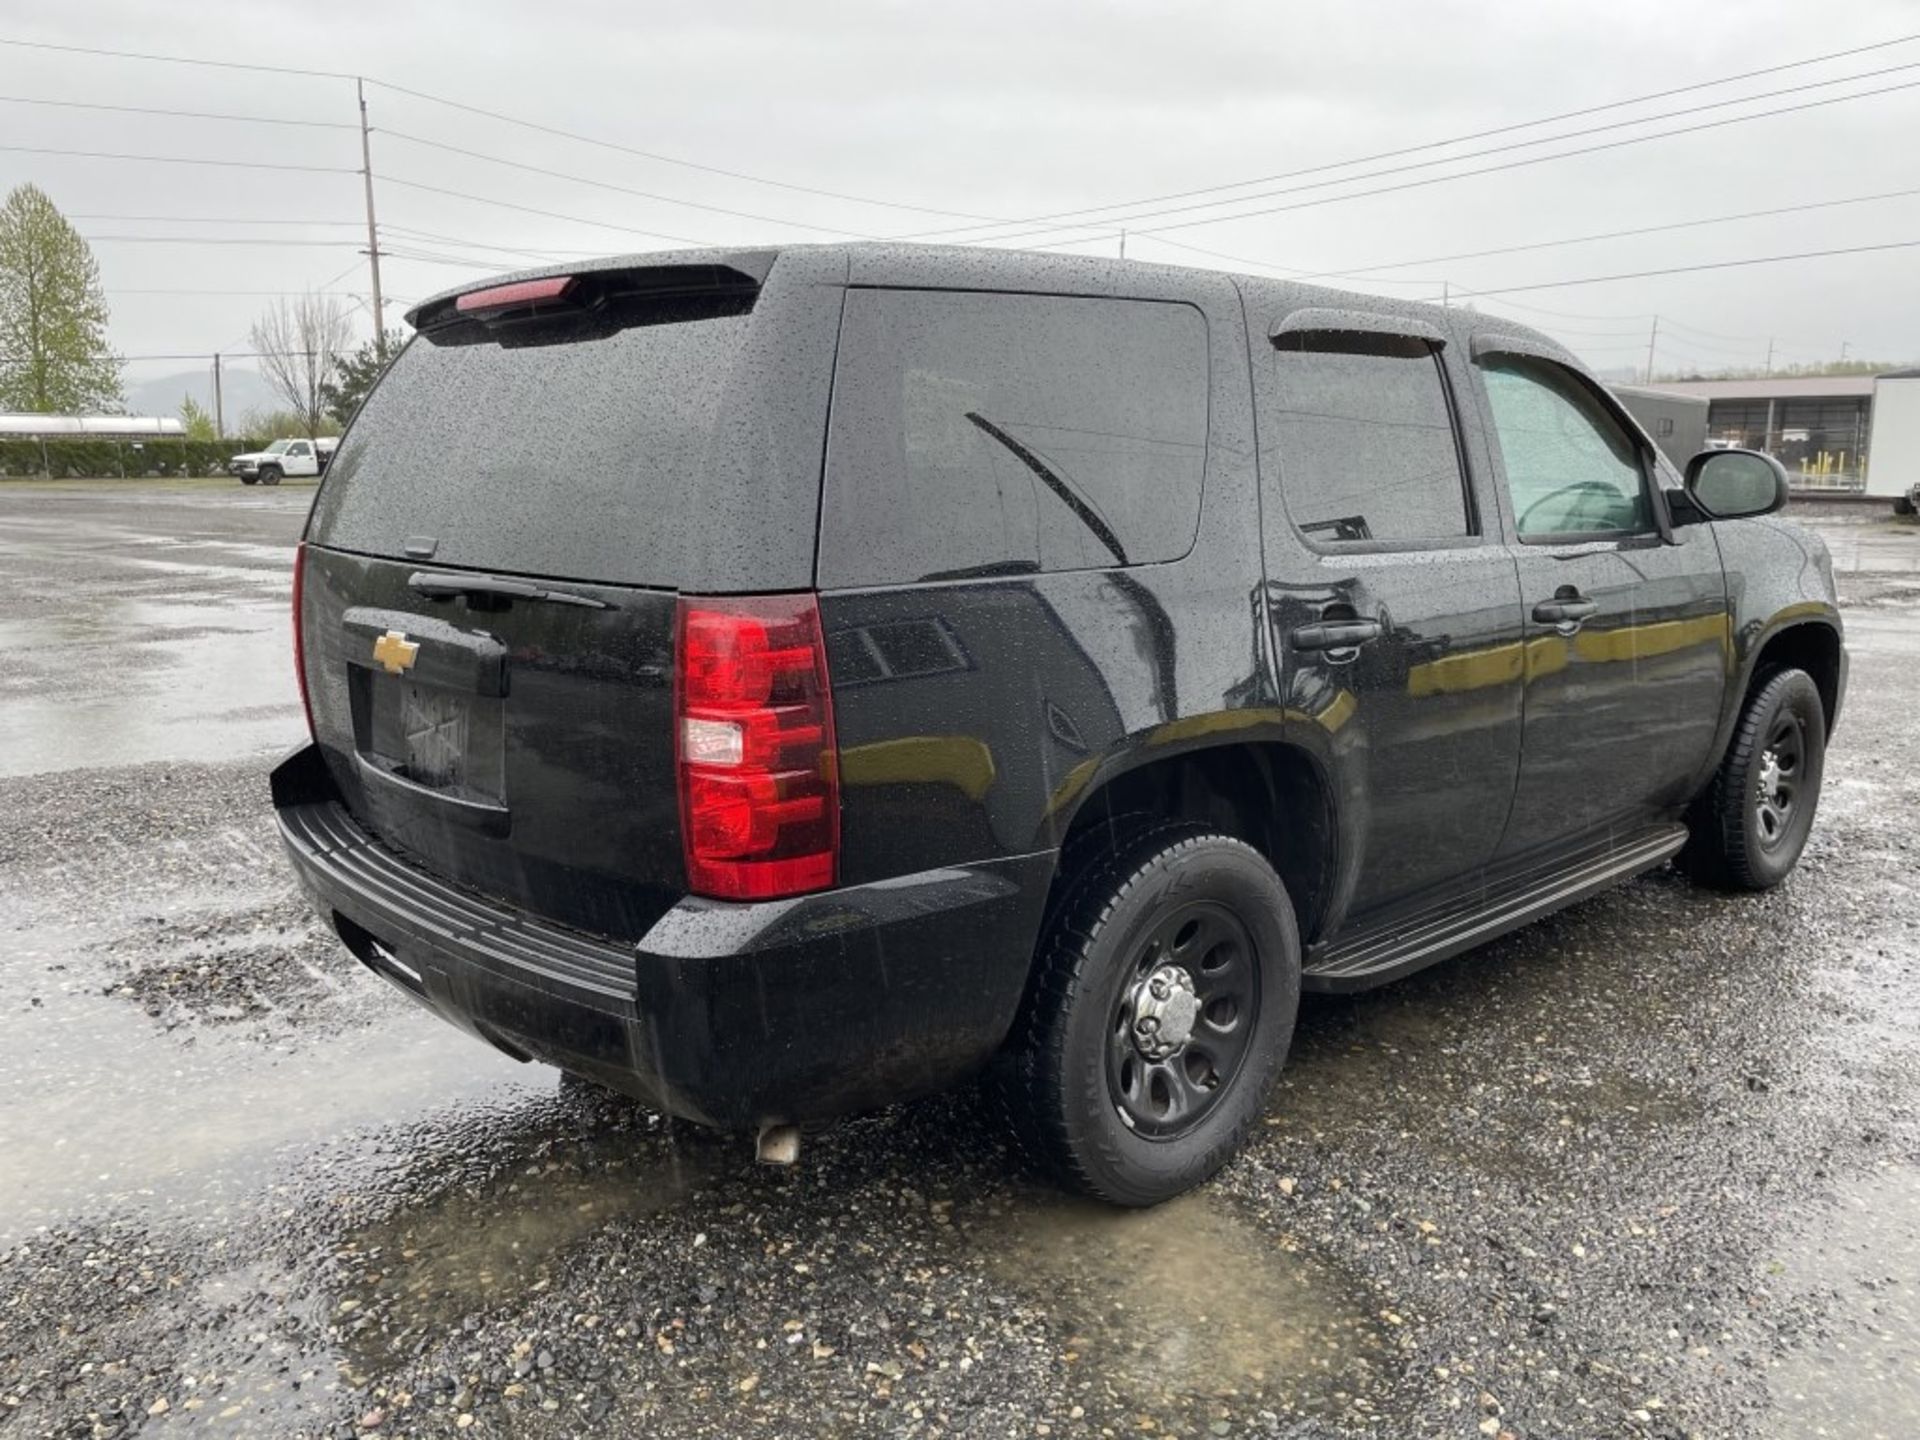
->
[1,482,1915,1439]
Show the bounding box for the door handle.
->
[1532,596,1599,625]
[1290,618,1383,652]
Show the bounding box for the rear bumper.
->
[271,744,1052,1128]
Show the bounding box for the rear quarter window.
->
[819,289,1209,587]
[1258,331,1471,546]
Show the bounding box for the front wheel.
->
[238,475,259,486]
[1679,667,1827,890]
[1000,824,1300,1207]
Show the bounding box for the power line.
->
[0,351,324,362]
[0,93,353,128]
[106,288,363,297]
[70,213,360,227]
[0,143,357,175]
[1132,231,1449,287]
[0,35,353,80]
[1292,184,1920,279]
[974,70,1920,245]
[1038,75,1920,247]
[377,128,874,237]
[81,234,363,246]
[381,226,607,259]
[1448,238,1920,298]
[0,34,1007,224]
[894,32,1920,241]
[1471,294,1653,321]
[362,79,1008,224]
[379,247,507,271]
[376,174,715,246]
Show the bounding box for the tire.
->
[259,465,282,486]
[1000,822,1301,1207]
[1679,667,1827,891]
[238,475,259,486]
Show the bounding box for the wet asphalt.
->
[1,478,1916,1439]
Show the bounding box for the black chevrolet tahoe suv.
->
[274,245,1845,1206]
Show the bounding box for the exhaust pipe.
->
[755,1123,801,1166]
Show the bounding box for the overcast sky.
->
[6,0,1919,405]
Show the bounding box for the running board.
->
[1301,824,1688,993]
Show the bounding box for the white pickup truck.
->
[228,437,337,485]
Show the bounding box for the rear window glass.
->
[819,289,1208,587]
[1259,331,1470,545]
[307,290,752,586]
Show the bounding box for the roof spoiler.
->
[409,257,773,333]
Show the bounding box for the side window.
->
[1480,357,1652,539]
[288,442,311,457]
[1260,331,1470,545]
[820,289,1209,587]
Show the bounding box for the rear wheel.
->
[1680,667,1826,890]
[259,465,282,486]
[1001,823,1300,1206]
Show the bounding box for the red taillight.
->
[292,541,315,740]
[675,593,838,901]
[455,275,576,313]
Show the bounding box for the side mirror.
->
[1680,448,1789,523]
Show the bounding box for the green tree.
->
[0,184,122,413]
[320,328,405,426]
[178,394,217,441]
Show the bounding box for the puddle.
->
[0,597,301,776]
[970,1192,1383,1411]
[328,1122,718,1378]
[0,984,543,1242]
[1765,1164,1920,1438]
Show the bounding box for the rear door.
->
[1469,342,1729,859]
[1250,303,1526,925]
[299,252,845,939]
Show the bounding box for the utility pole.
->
[1118,228,1126,260]
[1840,340,1851,363]
[212,352,224,439]
[1764,337,1775,374]
[1442,279,1450,308]
[1644,315,1660,383]
[357,77,387,358]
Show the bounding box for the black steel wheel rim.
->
[1106,900,1261,1140]
[1754,711,1806,851]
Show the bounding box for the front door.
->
[1471,349,1729,860]
[1251,309,1526,926]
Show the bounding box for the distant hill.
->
[123,367,279,431]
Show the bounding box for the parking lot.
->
[1,478,1916,1438]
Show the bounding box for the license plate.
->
[399,683,470,787]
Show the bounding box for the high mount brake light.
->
[675,594,839,901]
[455,275,577,313]
[292,541,315,742]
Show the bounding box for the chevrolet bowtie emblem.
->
[372,629,420,675]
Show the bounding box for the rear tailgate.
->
[299,250,845,939]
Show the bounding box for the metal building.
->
[1639,377,1874,490]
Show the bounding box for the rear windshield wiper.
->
[963,411,1128,566]
[407,571,612,610]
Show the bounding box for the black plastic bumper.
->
[271,745,1053,1128]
